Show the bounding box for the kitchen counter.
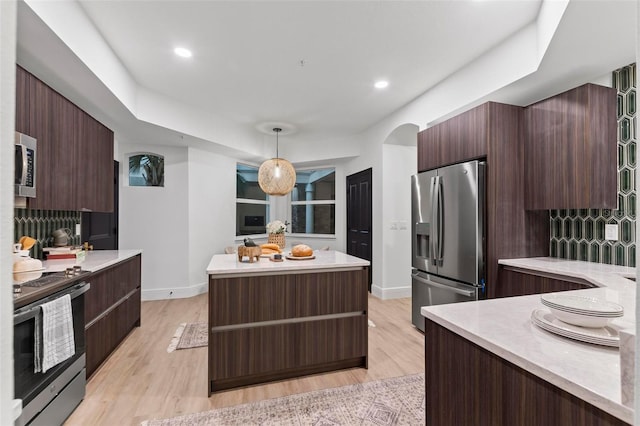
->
[206,249,369,276]
[421,257,636,424]
[42,249,142,273]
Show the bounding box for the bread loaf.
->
[291,244,313,257]
[260,243,282,253]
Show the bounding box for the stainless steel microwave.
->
[15,132,37,198]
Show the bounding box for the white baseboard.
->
[370,284,411,300]
[141,282,208,301]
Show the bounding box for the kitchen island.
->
[206,249,370,394]
[421,258,635,425]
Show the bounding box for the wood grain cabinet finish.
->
[425,319,628,425]
[15,65,114,212]
[524,83,617,210]
[208,268,368,393]
[495,267,592,298]
[417,103,488,172]
[85,255,142,378]
[416,102,550,298]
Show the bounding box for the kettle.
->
[51,228,72,247]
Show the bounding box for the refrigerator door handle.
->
[411,273,475,297]
[430,176,439,266]
[437,176,444,264]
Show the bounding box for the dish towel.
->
[34,294,75,373]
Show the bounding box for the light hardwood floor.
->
[65,293,425,425]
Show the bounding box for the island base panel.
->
[210,357,366,393]
[209,316,367,394]
[425,319,629,426]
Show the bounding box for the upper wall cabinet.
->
[417,103,488,171]
[524,83,617,210]
[15,66,114,212]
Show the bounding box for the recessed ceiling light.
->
[174,47,192,58]
[374,80,389,89]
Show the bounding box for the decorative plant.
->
[129,154,165,187]
[266,220,289,234]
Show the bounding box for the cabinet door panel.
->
[495,268,591,298]
[209,324,295,380]
[418,127,440,172]
[295,270,367,317]
[524,84,617,209]
[297,316,368,367]
[209,275,296,326]
[15,66,30,134]
[439,104,487,166]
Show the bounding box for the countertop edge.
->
[206,251,369,276]
[42,249,142,273]
[498,257,635,290]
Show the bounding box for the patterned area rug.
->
[166,322,208,352]
[167,320,377,353]
[141,373,425,425]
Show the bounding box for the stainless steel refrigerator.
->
[411,160,486,332]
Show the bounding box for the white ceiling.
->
[15,0,637,158]
[77,0,541,141]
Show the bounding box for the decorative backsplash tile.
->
[550,63,636,267]
[14,208,81,259]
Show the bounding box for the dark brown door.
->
[82,161,119,249]
[347,168,372,291]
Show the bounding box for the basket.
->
[268,233,286,249]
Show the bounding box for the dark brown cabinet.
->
[418,103,488,171]
[524,83,617,210]
[495,266,593,298]
[208,268,368,393]
[85,255,141,378]
[15,65,114,212]
[425,319,628,426]
[417,102,550,298]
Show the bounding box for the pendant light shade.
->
[258,128,296,196]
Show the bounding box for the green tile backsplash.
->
[550,63,637,267]
[14,208,81,259]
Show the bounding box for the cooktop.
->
[13,270,91,309]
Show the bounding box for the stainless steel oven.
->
[14,281,89,426]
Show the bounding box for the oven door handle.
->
[14,282,90,325]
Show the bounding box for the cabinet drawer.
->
[209,275,296,326]
[297,316,368,367]
[295,270,368,316]
[496,267,593,298]
[209,324,295,380]
[85,255,141,323]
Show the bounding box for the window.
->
[128,153,165,187]
[236,164,269,236]
[290,168,335,235]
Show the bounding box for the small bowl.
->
[548,307,612,328]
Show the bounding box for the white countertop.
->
[422,257,636,424]
[207,249,369,275]
[42,249,142,273]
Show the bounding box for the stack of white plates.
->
[531,309,620,347]
[540,294,624,328]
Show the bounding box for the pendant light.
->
[258,127,296,196]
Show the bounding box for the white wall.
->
[378,142,417,299]
[118,143,189,300]
[187,147,236,294]
[0,0,16,420]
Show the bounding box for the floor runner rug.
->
[141,372,425,425]
[166,322,208,352]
